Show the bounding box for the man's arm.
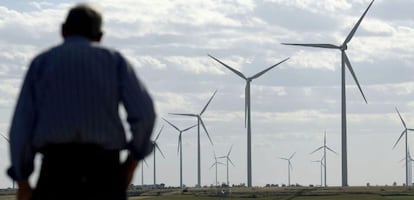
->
[8,58,38,199]
[118,53,156,164]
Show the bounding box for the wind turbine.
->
[210,152,225,187]
[0,133,15,189]
[209,55,289,187]
[312,156,325,187]
[279,152,296,186]
[152,126,166,186]
[163,118,197,188]
[393,107,414,186]
[169,90,217,187]
[282,0,375,186]
[310,131,337,187]
[218,145,235,186]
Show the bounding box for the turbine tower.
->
[210,152,225,186]
[0,133,15,189]
[209,55,289,187]
[310,131,337,187]
[152,126,166,186]
[169,90,216,187]
[163,118,197,188]
[393,107,414,186]
[282,0,375,186]
[140,159,149,186]
[218,145,235,186]
[312,156,325,187]
[279,152,296,186]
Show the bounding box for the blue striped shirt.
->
[8,36,156,181]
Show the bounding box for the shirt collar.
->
[63,35,91,44]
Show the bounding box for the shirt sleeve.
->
[118,54,156,161]
[7,58,38,181]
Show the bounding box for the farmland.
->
[2,186,414,199]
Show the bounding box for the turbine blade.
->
[200,90,217,115]
[282,43,340,49]
[408,129,414,131]
[199,118,214,145]
[289,152,296,160]
[0,133,9,142]
[343,0,375,45]
[396,107,407,129]
[244,82,248,128]
[162,118,180,132]
[169,113,198,117]
[310,146,324,154]
[227,144,234,156]
[250,57,289,80]
[289,162,293,170]
[343,52,367,104]
[217,156,226,159]
[143,159,149,167]
[177,134,182,154]
[393,130,407,149]
[208,54,247,79]
[155,126,164,141]
[326,146,338,155]
[183,124,197,132]
[209,163,216,169]
[155,143,166,159]
[228,158,235,167]
[279,157,288,161]
[218,162,226,165]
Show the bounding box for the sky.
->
[0,0,413,188]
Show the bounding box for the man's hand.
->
[17,181,32,200]
[124,155,138,190]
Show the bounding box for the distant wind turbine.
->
[210,152,225,186]
[152,126,166,186]
[0,133,15,189]
[282,0,375,186]
[393,107,414,186]
[218,145,235,186]
[169,90,217,187]
[310,131,337,187]
[163,118,197,188]
[209,54,289,187]
[279,152,296,186]
[312,156,325,187]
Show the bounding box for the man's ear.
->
[61,23,68,38]
[93,32,103,42]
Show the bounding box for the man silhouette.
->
[7,4,156,200]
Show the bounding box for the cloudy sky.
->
[0,0,413,188]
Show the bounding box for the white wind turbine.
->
[312,156,325,187]
[152,126,165,186]
[393,107,414,186]
[282,0,375,186]
[209,55,289,187]
[279,152,296,186]
[310,131,337,187]
[0,133,15,189]
[210,152,225,187]
[218,145,235,186]
[169,90,217,187]
[163,118,197,188]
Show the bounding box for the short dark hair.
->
[63,4,102,39]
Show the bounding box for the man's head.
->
[62,4,103,42]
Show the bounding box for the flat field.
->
[2,186,414,199]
